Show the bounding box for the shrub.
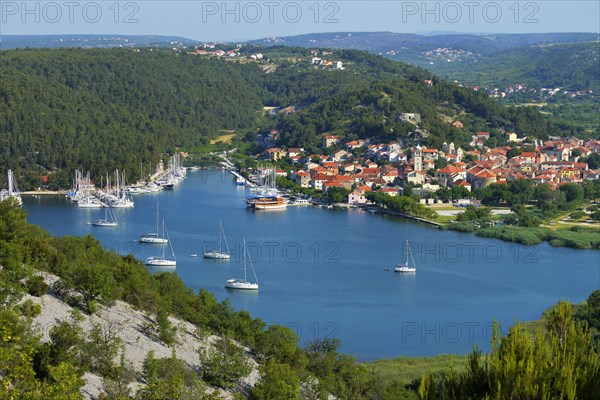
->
[26,275,48,297]
[199,337,251,389]
[20,299,42,317]
[445,222,478,232]
[570,211,587,220]
[476,226,549,245]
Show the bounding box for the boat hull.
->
[204,252,231,260]
[252,203,287,210]
[139,236,168,244]
[394,264,416,273]
[225,280,258,290]
[145,257,176,267]
[92,221,117,227]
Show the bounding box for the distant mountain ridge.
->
[0,34,196,49]
[248,31,598,56]
[247,31,600,91]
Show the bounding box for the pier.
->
[216,153,255,187]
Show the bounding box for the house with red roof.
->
[378,187,399,196]
[322,180,344,193]
[471,169,497,188]
[333,175,354,190]
[422,148,439,162]
[311,174,331,190]
[345,140,366,150]
[294,171,311,188]
[455,180,472,191]
[348,190,368,205]
[434,165,466,186]
[323,135,340,148]
[266,147,285,161]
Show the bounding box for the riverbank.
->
[21,190,67,195]
[359,203,600,250]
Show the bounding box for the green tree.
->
[255,325,300,364]
[560,182,584,203]
[419,300,600,399]
[251,360,301,400]
[325,187,350,204]
[198,337,251,389]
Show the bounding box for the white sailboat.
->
[225,238,259,290]
[90,207,118,227]
[145,220,176,267]
[139,202,168,244]
[204,222,231,260]
[0,169,22,206]
[394,240,416,273]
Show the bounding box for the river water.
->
[22,169,600,360]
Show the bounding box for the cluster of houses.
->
[421,47,479,63]
[467,83,594,100]
[310,50,344,70]
[187,46,348,71]
[259,132,600,206]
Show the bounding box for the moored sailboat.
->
[394,240,416,273]
[0,169,22,206]
[90,207,118,227]
[225,238,258,290]
[140,202,168,244]
[204,222,231,260]
[145,220,176,267]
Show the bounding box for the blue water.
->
[22,170,600,360]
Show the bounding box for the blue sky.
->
[1,1,599,41]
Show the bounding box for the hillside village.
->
[257,128,600,207]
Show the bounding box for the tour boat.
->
[245,195,288,210]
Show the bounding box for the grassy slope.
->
[366,354,468,386]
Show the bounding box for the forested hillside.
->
[0,48,265,187]
[0,47,578,189]
[269,50,572,149]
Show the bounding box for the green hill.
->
[0,48,265,187]
[435,42,600,92]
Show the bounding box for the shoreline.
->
[20,190,67,195]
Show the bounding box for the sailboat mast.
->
[218,222,222,252]
[156,202,160,235]
[7,170,13,194]
[243,238,247,283]
[161,219,166,259]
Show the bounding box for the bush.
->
[570,211,587,220]
[445,222,478,232]
[546,229,600,249]
[476,226,549,245]
[20,299,42,317]
[26,275,48,297]
[251,360,301,400]
[199,337,251,389]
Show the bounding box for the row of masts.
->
[248,165,280,195]
[67,154,187,208]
